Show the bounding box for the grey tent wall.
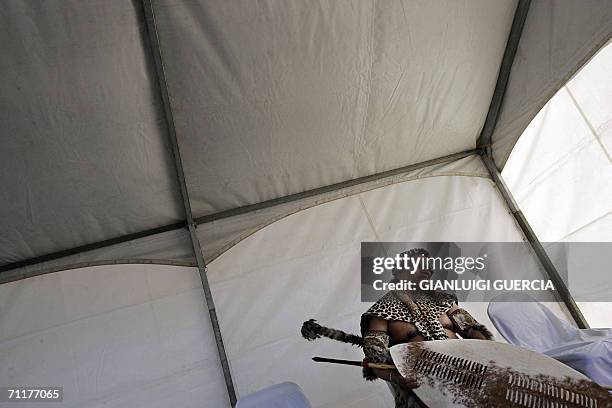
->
[477,0,589,329]
[139,1,238,406]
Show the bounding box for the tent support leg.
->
[140,1,238,405]
[480,154,589,329]
[476,0,588,328]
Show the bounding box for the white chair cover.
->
[235,382,311,408]
[487,293,612,386]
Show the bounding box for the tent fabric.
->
[491,0,612,168]
[488,293,612,386]
[1,228,196,285]
[502,40,612,326]
[0,1,184,266]
[151,0,517,217]
[205,171,567,407]
[1,2,612,407]
[2,1,611,273]
[0,171,575,408]
[0,264,228,408]
[198,154,488,263]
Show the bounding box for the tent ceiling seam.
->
[564,86,612,165]
[352,0,376,178]
[555,209,612,243]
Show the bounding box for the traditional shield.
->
[390,340,611,408]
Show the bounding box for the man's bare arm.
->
[447,304,493,340]
[365,317,419,389]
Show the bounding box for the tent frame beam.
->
[0,259,197,286]
[478,0,531,153]
[195,148,479,224]
[140,1,238,405]
[477,0,589,328]
[0,221,185,273]
[481,155,589,328]
[0,148,477,274]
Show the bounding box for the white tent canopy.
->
[1,1,611,407]
[503,38,612,327]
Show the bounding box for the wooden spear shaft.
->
[312,356,396,370]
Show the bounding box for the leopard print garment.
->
[360,290,456,341]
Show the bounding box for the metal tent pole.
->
[481,155,589,328]
[477,0,531,153]
[477,0,589,328]
[139,1,238,405]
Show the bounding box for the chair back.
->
[487,293,576,352]
[236,382,311,408]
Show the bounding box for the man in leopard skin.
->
[361,248,493,407]
[302,248,493,408]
